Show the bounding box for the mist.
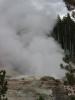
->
[0,0,66,78]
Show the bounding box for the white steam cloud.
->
[0,0,65,78]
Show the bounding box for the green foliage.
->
[66,72,75,85]
[51,14,75,59]
[63,0,75,10]
[63,55,71,63]
[37,95,44,100]
[0,70,8,100]
[60,55,75,85]
[69,95,75,100]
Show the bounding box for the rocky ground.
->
[6,75,68,100]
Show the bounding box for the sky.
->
[0,0,68,78]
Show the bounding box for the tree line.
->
[51,13,75,59]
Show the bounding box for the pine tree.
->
[0,70,8,100]
[60,55,75,99]
[60,55,75,85]
[51,13,75,59]
[63,0,75,10]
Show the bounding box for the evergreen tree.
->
[0,70,8,100]
[60,55,75,85]
[63,0,75,10]
[51,13,75,59]
[60,55,75,100]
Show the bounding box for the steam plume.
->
[0,0,65,78]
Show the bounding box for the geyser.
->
[0,0,66,78]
